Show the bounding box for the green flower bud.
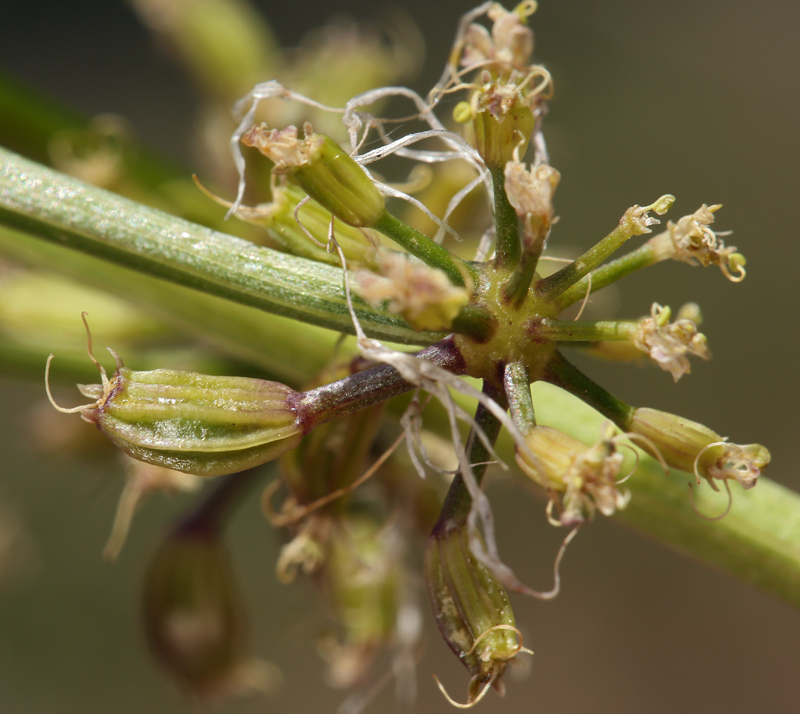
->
[473,96,534,169]
[629,407,770,490]
[242,123,385,227]
[425,520,523,706]
[142,528,276,700]
[47,346,301,477]
[516,424,628,526]
[204,180,380,268]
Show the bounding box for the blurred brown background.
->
[0,0,799,712]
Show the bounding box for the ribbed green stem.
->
[503,361,535,432]
[0,148,445,346]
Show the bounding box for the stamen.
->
[262,430,406,528]
[689,479,733,522]
[573,272,592,321]
[432,674,493,709]
[44,355,93,414]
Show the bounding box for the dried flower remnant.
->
[242,123,385,228]
[357,253,471,331]
[631,303,710,382]
[628,408,769,491]
[648,204,747,281]
[460,1,537,73]
[516,423,629,526]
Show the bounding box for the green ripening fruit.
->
[425,519,521,706]
[142,528,249,698]
[48,347,302,477]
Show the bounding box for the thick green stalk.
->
[0,147,444,347]
[0,225,345,384]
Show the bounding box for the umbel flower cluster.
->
[46,1,769,708]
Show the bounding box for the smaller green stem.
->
[371,210,475,287]
[491,166,522,270]
[536,219,642,301]
[435,382,506,529]
[535,317,636,342]
[554,243,658,311]
[543,351,634,427]
[503,230,545,307]
[503,362,535,433]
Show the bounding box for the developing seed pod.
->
[241,123,385,228]
[628,407,770,490]
[425,517,525,707]
[142,526,277,701]
[46,317,302,477]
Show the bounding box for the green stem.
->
[371,210,476,287]
[436,382,506,528]
[0,225,346,384]
[0,148,445,346]
[536,214,645,300]
[503,361,535,432]
[536,317,636,342]
[543,350,634,426]
[491,165,521,270]
[554,243,658,311]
